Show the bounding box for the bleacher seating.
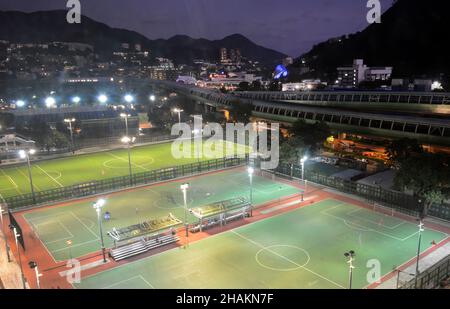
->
[109,234,179,261]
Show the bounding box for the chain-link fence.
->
[5,156,247,211]
[269,161,422,217]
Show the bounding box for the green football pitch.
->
[74,199,447,289]
[22,169,300,262]
[0,140,247,199]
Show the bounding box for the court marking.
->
[0,169,23,195]
[36,165,64,187]
[103,156,155,170]
[17,166,45,192]
[100,275,155,289]
[255,245,311,272]
[69,211,99,239]
[321,203,418,241]
[231,230,345,289]
[346,208,405,229]
[106,152,150,171]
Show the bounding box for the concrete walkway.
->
[0,227,26,289]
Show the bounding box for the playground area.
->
[0,140,247,199]
[74,198,448,289]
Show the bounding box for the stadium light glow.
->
[72,96,81,104]
[45,96,56,108]
[18,149,37,203]
[97,94,108,104]
[180,183,190,237]
[124,94,134,103]
[93,199,107,263]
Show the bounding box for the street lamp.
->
[64,118,76,153]
[344,250,356,289]
[19,149,37,204]
[248,167,254,217]
[121,136,136,186]
[124,94,134,104]
[71,96,81,104]
[10,225,26,289]
[172,108,183,126]
[45,96,56,108]
[300,156,308,193]
[93,199,107,263]
[149,95,156,102]
[120,113,131,136]
[414,220,425,288]
[180,183,189,237]
[16,100,25,107]
[28,261,42,289]
[192,129,201,163]
[97,94,108,104]
[0,204,11,263]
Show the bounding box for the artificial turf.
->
[74,199,447,289]
[22,169,300,261]
[0,140,247,199]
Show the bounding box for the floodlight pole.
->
[93,201,107,263]
[414,220,424,288]
[181,184,189,237]
[300,156,308,194]
[248,167,254,217]
[11,226,26,289]
[29,262,42,289]
[64,118,76,153]
[24,152,36,204]
[344,250,355,290]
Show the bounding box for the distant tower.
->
[220,48,228,64]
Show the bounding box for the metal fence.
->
[399,254,450,289]
[5,156,247,210]
[270,161,423,217]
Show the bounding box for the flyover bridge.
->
[151,80,450,146]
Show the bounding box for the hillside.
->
[292,0,450,81]
[0,10,286,66]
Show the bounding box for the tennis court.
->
[21,168,300,262]
[0,140,247,199]
[74,199,448,289]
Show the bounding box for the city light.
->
[45,96,56,108]
[72,96,81,103]
[149,95,156,102]
[98,94,108,103]
[124,94,134,103]
[16,100,25,107]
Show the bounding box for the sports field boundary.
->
[5,156,248,211]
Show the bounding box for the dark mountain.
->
[292,0,450,81]
[0,10,286,66]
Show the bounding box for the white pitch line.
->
[69,211,99,239]
[230,230,346,289]
[0,168,23,195]
[101,275,154,289]
[35,165,64,187]
[106,152,149,171]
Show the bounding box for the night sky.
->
[0,0,392,56]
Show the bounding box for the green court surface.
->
[0,140,247,199]
[74,199,448,289]
[23,169,300,261]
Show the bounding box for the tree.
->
[251,80,262,91]
[237,82,250,92]
[229,99,253,124]
[385,138,423,167]
[289,119,331,153]
[279,137,306,165]
[394,152,450,216]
